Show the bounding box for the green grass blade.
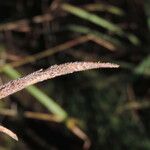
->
[135,55,150,76]
[67,24,122,46]
[62,3,140,45]
[84,3,125,16]
[62,3,122,34]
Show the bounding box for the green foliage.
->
[135,55,150,76]
[0,1,149,149]
[62,3,140,45]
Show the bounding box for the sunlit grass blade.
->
[67,24,122,46]
[61,3,140,45]
[62,3,122,33]
[83,3,125,16]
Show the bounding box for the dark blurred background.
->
[0,0,149,150]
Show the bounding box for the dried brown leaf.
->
[0,125,18,141]
[0,61,119,99]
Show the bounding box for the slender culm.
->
[0,61,119,99]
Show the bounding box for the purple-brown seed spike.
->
[0,61,119,99]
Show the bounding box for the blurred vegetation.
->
[0,0,149,150]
